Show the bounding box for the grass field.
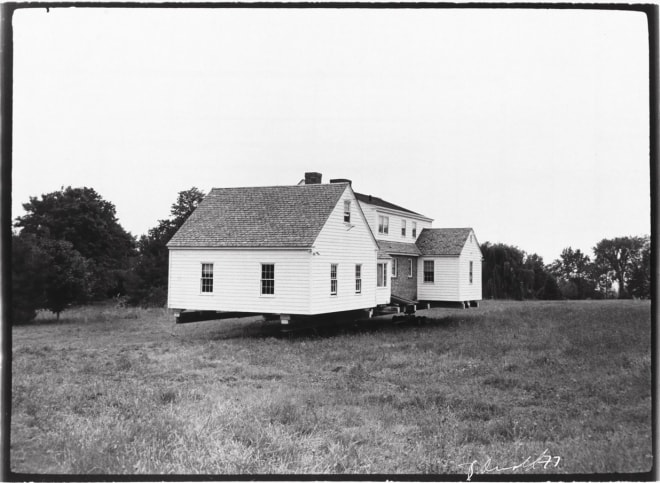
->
[10,300,652,476]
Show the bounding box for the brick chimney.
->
[305,172,322,184]
[330,178,352,186]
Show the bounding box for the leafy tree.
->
[548,247,596,299]
[593,236,646,299]
[11,233,89,323]
[126,187,205,306]
[15,187,135,298]
[12,233,48,324]
[628,236,651,299]
[39,237,89,319]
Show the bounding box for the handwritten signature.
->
[458,448,561,481]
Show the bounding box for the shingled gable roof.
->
[167,183,349,248]
[415,228,475,256]
[354,192,424,217]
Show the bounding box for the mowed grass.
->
[11,300,652,476]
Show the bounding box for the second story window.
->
[378,215,389,234]
[201,263,214,293]
[401,220,406,237]
[412,222,417,238]
[330,264,338,295]
[344,200,351,223]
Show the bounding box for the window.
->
[408,259,413,278]
[355,264,362,294]
[401,220,406,237]
[330,264,338,295]
[377,262,388,287]
[344,200,351,223]
[261,263,275,295]
[423,260,434,283]
[378,215,389,234]
[412,222,417,238]
[201,263,214,293]
[392,258,398,277]
[469,261,473,284]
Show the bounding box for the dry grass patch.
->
[11,300,652,476]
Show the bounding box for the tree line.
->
[481,237,651,301]
[11,186,652,323]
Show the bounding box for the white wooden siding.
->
[310,188,379,314]
[358,202,432,243]
[417,256,461,301]
[168,249,313,314]
[458,231,483,301]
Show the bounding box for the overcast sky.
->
[12,7,650,263]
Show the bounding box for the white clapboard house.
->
[167,172,482,322]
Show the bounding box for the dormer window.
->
[344,200,351,223]
[378,215,389,234]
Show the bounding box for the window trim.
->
[260,263,275,296]
[355,264,362,294]
[330,263,338,296]
[408,258,413,278]
[423,260,435,283]
[200,262,214,294]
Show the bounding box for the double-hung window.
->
[412,222,417,238]
[355,264,362,294]
[261,263,275,295]
[408,259,413,278]
[378,215,389,235]
[423,260,434,283]
[330,264,338,295]
[377,262,387,287]
[392,258,398,278]
[201,263,214,293]
[344,200,351,223]
[401,220,406,237]
[469,261,473,284]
